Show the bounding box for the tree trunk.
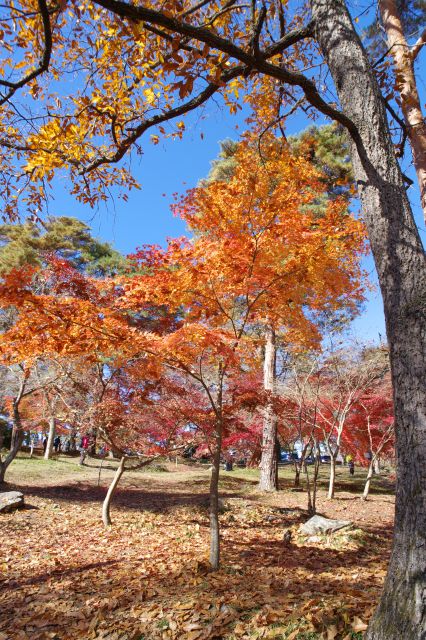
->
[44,416,55,460]
[0,422,5,452]
[304,462,314,515]
[9,424,19,452]
[327,454,337,500]
[310,441,321,514]
[312,1,426,637]
[102,456,126,527]
[209,364,224,571]
[259,325,278,491]
[374,458,381,475]
[0,418,24,484]
[209,430,222,570]
[294,465,300,487]
[378,0,426,222]
[363,460,374,500]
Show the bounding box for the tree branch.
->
[81,64,245,173]
[0,0,53,105]
[93,0,360,140]
[411,27,426,61]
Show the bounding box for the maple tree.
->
[342,372,395,501]
[279,354,324,513]
[0,139,366,567]
[0,0,425,633]
[0,359,64,482]
[199,132,365,492]
[299,346,390,500]
[173,140,366,493]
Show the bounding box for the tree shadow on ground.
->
[3,481,249,513]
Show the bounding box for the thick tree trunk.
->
[312,2,426,637]
[102,456,126,527]
[363,460,375,500]
[259,325,278,491]
[44,416,55,460]
[378,0,426,222]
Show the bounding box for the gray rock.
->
[307,535,322,543]
[0,491,24,513]
[300,515,352,535]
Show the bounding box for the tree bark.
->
[209,430,222,570]
[102,456,126,527]
[293,465,300,487]
[0,405,24,484]
[209,367,224,570]
[363,460,374,500]
[259,325,278,491]
[311,1,426,637]
[378,0,426,222]
[9,424,19,452]
[44,416,55,460]
[327,453,337,500]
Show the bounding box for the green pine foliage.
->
[0,216,127,276]
[205,125,353,198]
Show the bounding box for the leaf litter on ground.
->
[0,463,393,640]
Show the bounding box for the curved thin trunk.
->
[312,2,426,637]
[44,416,55,460]
[102,456,126,527]
[259,325,278,491]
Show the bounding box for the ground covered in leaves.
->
[0,456,394,640]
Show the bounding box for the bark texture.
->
[378,0,426,221]
[311,2,426,638]
[0,404,24,484]
[259,325,278,491]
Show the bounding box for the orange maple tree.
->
[0,140,367,567]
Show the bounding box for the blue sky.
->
[49,94,425,346]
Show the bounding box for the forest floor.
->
[0,454,395,640]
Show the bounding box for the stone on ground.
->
[300,514,352,535]
[0,491,24,513]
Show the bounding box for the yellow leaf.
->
[144,88,156,105]
[327,624,338,639]
[352,616,368,632]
